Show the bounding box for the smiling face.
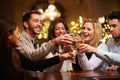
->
[8,27,20,48]
[24,13,42,37]
[81,22,95,44]
[54,22,66,37]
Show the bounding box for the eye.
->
[34,19,39,23]
[87,28,91,31]
[82,27,85,30]
[62,27,65,30]
[112,24,117,28]
[40,20,43,24]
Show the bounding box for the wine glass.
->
[68,31,79,63]
[75,38,84,50]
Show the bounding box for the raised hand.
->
[52,34,73,45]
[59,52,75,61]
[77,44,97,54]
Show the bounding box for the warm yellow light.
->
[48,4,55,11]
[38,9,44,13]
[37,1,61,39]
[98,16,105,23]
[79,16,83,23]
[43,33,48,39]
[44,4,61,20]
[71,21,75,25]
[38,33,42,39]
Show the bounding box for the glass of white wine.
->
[76,39,84,50]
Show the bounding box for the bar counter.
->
[26,70,120,80]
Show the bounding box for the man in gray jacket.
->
[12,10,73,77]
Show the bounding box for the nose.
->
[38,22,42,26]
[82,29,87,34]
[59,29,65,34]
[60,29,63,33]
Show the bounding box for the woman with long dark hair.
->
[0,19,74,80]
[0,20,23,80]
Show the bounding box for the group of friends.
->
[0,10,120,80]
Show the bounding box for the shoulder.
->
[19,31,32,44]
[97,42,108,51]
[106,37,115,46]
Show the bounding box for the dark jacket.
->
[0,49,23,80]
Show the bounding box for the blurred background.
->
[0,0,120,43]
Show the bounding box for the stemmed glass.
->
[67,31,79,63]
[69,31,84,62]
[63,31,84,63]
[75,37,84,50]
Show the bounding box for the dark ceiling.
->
[0,0,120,28]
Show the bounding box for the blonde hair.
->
[82,19,102,47]
[94,21,102,46]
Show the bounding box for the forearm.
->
[30,41,56,60]
[96,48,120,66]
[17,40,56,60]
[20,54,60,71]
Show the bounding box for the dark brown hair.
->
[108,11,120,21]
[0,20,17,51]
[48,18,68,40]
[22,10,41,30]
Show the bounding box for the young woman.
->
[77,19,109,70]
[43,18,73,72]
[77,12,120,71]
[0,20,23,80]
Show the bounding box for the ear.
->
[23,21,29,28]
[8,34,12,40]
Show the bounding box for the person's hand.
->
[63,44,73,53]
[52,34,73,46]
[59,52,75,61]
[105,66,117,72]
[77,44,97,54]
[74,35,81,41]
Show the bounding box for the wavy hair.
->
[0,20,17,52]
[48,18,68,40]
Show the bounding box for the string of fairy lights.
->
[99,16,112,42]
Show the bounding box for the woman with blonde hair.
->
[77,19,109,70]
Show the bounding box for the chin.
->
[14,45,18,47]
[83,39,88,41]
[14,43,19,47]
[34,30,40,34]
[83,39,90,43]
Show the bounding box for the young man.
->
[95,11,120,66]
[12,10,74,77]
